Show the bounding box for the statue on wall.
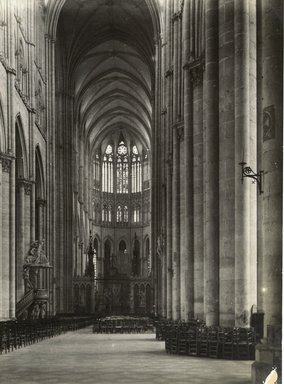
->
[25,239,49,266]
[156,231,165,259]
[23,265,33,292]
[85,231,94,277]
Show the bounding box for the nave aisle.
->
[0,327,252,384]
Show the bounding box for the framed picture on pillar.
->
[263,105,275,142]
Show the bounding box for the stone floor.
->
[0,327,253,384]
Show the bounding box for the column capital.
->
[161,107,167,115]
[171,8,183,22]
[0,152,15,173]
[36,198,46,206]
[17,178,34,195]
[44,34,56,44]
[183,56,204,79]
[165,68,173,78]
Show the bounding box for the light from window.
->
[117,205,122,222]
[134,205,140,223]
[117,141,128,193]
[102,145,113,192]
[131,147,141,193]
[124,206,128,222]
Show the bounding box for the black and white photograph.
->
[0,0,282,383]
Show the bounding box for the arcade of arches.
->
[0,0,282,383]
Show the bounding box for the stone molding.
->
[177,126,184,142]
[15,80,36,114]
[0,54,16,75]
[34,60,47,85]
[35,119,47,141]
[14,14,35,47]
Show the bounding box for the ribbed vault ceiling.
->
[57,0,156,151]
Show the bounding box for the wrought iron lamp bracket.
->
[239,161,263,194]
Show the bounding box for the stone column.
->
[171,125,180,320]
[165,0,173,320]
[192,66,204,321]
[45,34,56,316]
[252,0,282,382]
[218,0,235,327]
[181,0,194,321]
[16,180,26,301]
[2,159,11,319]
[234,0,257,328]
[166,157,172,319]
[0,158,2,318]
[7,4,16,319]
[204,0,220,326]
[37,198,47,287]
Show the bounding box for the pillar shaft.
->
[259,0,282,331]
[181,0,194,321]
[2,166,10,318]
[172,127,180,320]
[16,182,25,302]
[0,160,2,318]
[218,0,235,327]
[234,0,256,327]
[193,79,204,320]
[166,165,172,319]
[204,0,220,326]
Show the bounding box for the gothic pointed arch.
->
[15,114,28,179]
[35,146,45,241]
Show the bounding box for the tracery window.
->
[93,153,100,190]
[102,144,113,193]
[102,204,108,222]
[123,205,128,223]
[117,205,122,223]
[131,145,142,193]
[143,149,150,190]
[117,141,128,193]
[133,205,140,223]
[102,204,112,223]
[95,137,150,227]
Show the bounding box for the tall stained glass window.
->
[102,144,113,192]
[117,140,128,193]
[131,145,142,193]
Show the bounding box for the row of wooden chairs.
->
[164,325,255,360]
[0,317,93,354]
[155,319,205,341]
[93,316,154,334]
